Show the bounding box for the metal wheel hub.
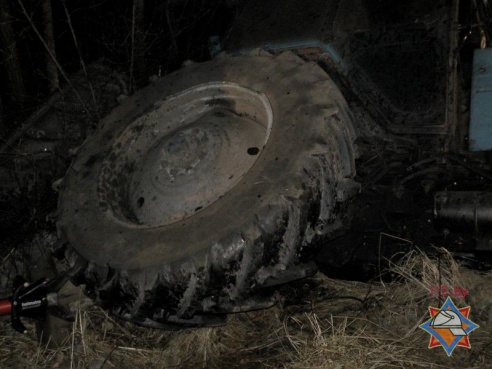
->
[99,82,273,227]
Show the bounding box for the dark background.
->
[0,0,235,135]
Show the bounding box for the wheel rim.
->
[99,82,273,227]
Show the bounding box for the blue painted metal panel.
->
[469,48,492,151]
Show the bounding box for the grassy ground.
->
[1,248,491,369]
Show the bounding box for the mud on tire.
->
[56,51,359,328]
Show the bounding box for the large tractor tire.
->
[56,51,359,328]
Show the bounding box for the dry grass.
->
[1,247,491,369]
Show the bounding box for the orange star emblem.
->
[420,297,479,356]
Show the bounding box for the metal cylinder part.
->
[434,191,492,233]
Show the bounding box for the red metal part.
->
[0,299,12,316]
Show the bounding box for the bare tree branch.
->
[16,0,94,123]
[129,0,137,93]
[129,0,146,93]
[0,0,26,110]
[61,0,100,119]
[41,0,59,93]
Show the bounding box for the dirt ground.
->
[0,247,491,369]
